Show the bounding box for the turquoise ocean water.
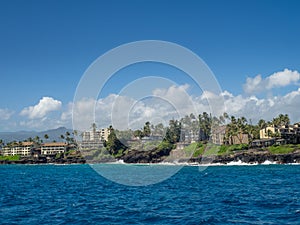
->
[1,164,300,224]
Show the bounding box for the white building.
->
[80,128,110,150]
[41,142,67,155]
[100,128,111,141]
[2,142,37,156]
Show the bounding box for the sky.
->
[0,0,300,131]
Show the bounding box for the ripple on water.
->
[0,164,300,224]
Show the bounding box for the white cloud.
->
[72,85,202,131]
[0,108,14,120]
[244,74,263,93]
[20,97,62,119]
[55,83,300,132]
[4,71,300,132]
[267,69,300,89]
[243,68,300,94]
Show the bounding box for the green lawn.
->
[0,155,21,161]
[183,142,206,157]
[268,145,295,154]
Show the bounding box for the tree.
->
[34,136,40,144]
[258,119,267,130]
[199,112,212,141]
[143,121,151,137]
[272,114,290,127]
[106,127,127,156]
[267,129,273,138]
[153,123,164,136]
[91,123,97,133]
[65,131,71,144]
[164,119,181,143]
[225,115,250,145]
[60,135,65,142]
[133,129,144,139]
[44,134,49,142]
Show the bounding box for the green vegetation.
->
[133,121,152,139]
[203,144,221,156]
[157,141,174,152]
[217,144,249,155]
[268,145,295,154]
[182,142,250,157]
[105,126,127,156]
[164,119,181,144]
[0,155,21,161]
[55,153,63,159]
[183,142,205,157]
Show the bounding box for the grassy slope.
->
[183,142,300,157]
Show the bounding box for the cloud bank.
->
[3,68,300,131]
[243,68,300,94]
[20,97,62,119]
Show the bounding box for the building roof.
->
[42,142,67,147]
[211,125,226,134]
[21,141,35,146]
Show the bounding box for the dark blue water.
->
[1,164,300,224]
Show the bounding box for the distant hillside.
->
[0,127,74,143]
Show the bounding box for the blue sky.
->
[1,0,300,131]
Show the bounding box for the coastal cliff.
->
[188,150,300,164]
[118,148,300,164]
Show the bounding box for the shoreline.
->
[1,159,300,166]
[1,148,300,166]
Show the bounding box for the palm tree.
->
[72,130,78,145]
[143,121,151,137]
[65,131,71,144]
[267,129,273,138]
[44,134,49,142]
[34,136,40,144]
[60,135,65,142]
[258,119,267,130]
[91,123,97,133]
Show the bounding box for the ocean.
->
[1,164,300,224]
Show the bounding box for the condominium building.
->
[259,126,281,139]
[80,128,110,150]
[41,142,67,155]
[100,128,111,141]
[2,142,37,156]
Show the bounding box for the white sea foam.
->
[261,160,276,165]
[88,160,300,166]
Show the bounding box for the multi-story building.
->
[100,128,111,141]
[258,123,300,145]
[2,142,37,156]
[80,128,110,150]
[260,126,281,139]
[211,125,226,145]
[41,142,67,156]
[81,128,111,142]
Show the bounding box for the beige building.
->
[211,125,226,145]
[41,142,67,155]
[82,128,110,142]
[2,142,37,156]
[80,127,110,150]
[260,126,280,139]
[100,128,111,141]
[228,134,249,145]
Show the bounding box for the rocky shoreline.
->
[118,148,300,165]
[1,149,300,165]
[0,156,86,165]
[187,150,300,165]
